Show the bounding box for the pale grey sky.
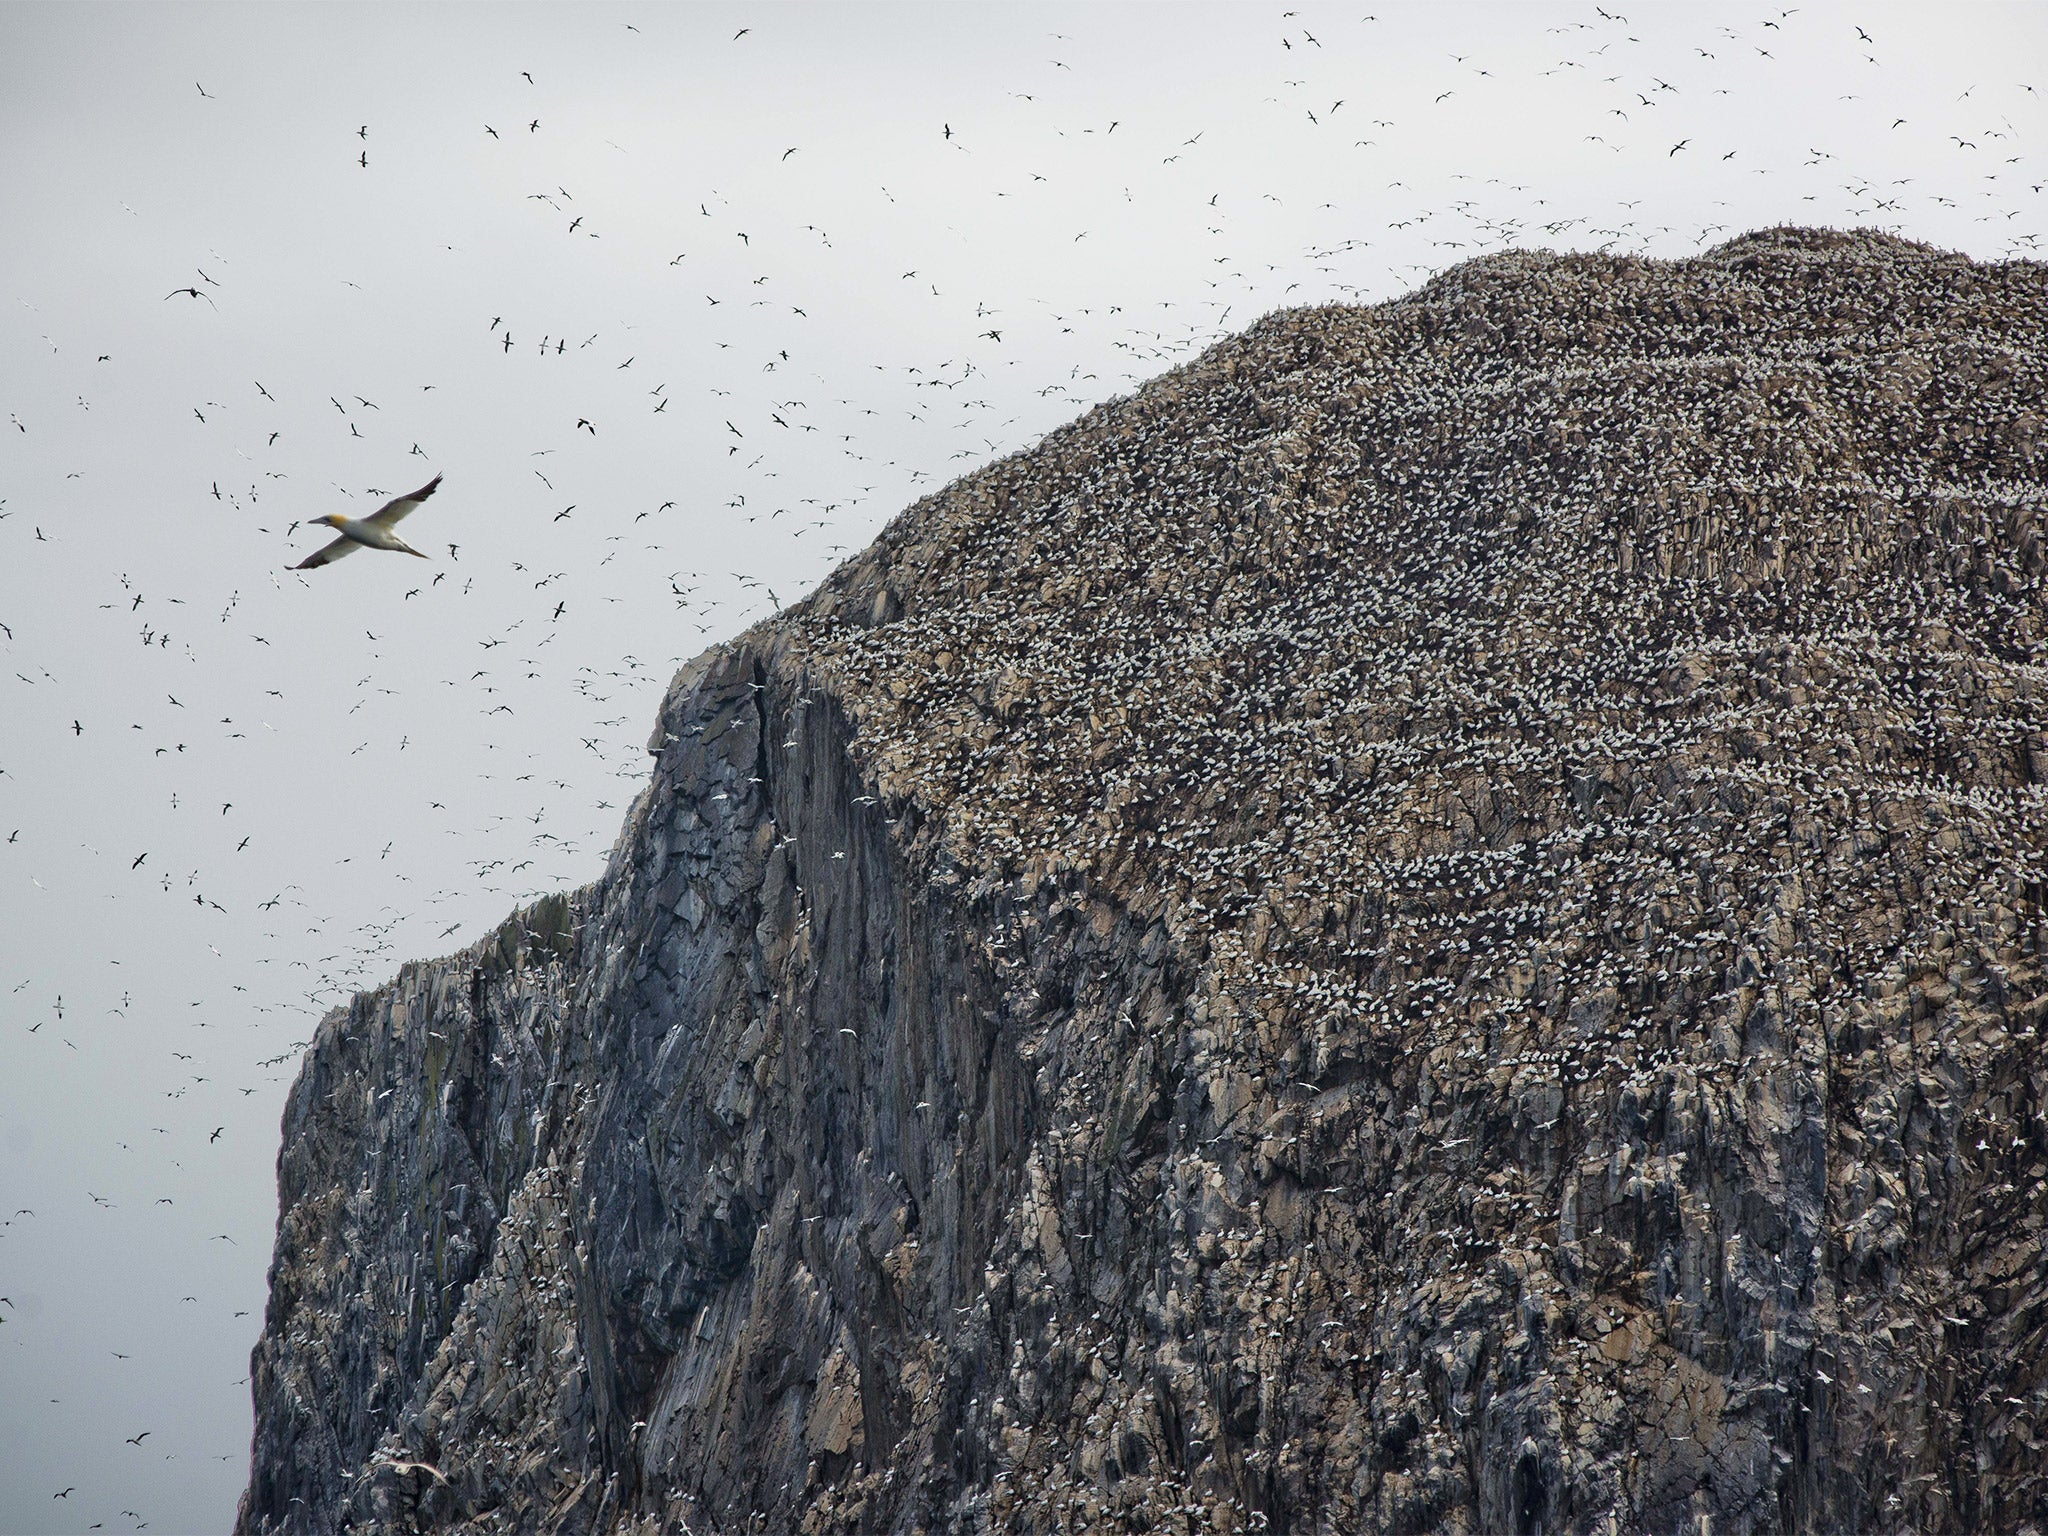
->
[1,3,2040,1529]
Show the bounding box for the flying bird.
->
[292,475,442,569]
[374,1459,450,1486]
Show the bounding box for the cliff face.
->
[241,229,2048,1536]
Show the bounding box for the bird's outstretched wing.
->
[367,474,443,528]
[370,1459,450,1485]
[293,535,360,570]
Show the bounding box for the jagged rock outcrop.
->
[241,229,2048,1536]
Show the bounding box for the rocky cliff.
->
[240,228,2048,1536]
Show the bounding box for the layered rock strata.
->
[242,229,2048,1536]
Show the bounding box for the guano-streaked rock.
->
[241,229,2048,1535]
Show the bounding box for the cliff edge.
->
[241,229,2048,1535]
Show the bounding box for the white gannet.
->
[292,475,442,569]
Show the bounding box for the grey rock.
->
[241,229,2048,1535]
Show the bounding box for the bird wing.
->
[293,534,360,570]
[366,474,443,528]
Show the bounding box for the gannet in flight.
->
[292,475,441,569]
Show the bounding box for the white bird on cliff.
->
[292,475,442,569]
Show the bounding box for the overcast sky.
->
[1,3,2041,1530]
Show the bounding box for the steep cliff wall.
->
[242,230,2048,1535]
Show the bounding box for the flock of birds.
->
[2,4,2043,1530]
